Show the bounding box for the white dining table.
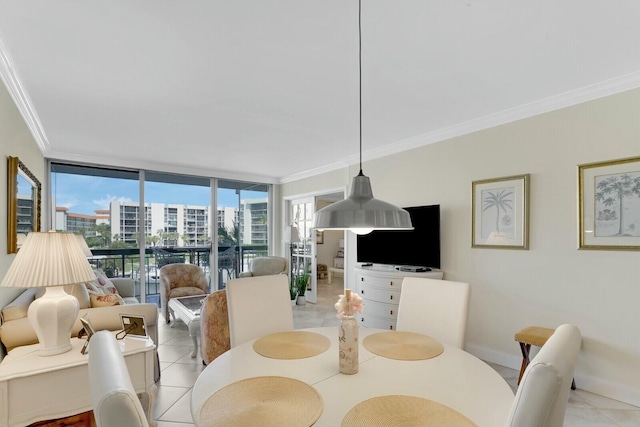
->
[190,327,515,427]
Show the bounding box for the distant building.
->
[110,201,214,246]
[17,194,35,235]
[240,198,268,245]
[109,200,267,246]
[55,207,105,235]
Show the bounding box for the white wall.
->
[281,87,640,405]
[0,79,45,302]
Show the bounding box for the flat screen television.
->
[356,204,440,269]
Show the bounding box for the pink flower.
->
[335,291,364,317]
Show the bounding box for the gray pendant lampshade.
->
[312,0,412,235]
[313,171,412,235]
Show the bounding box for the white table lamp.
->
[0,232,96,356]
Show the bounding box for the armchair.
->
[159,263,209,323]
[238,256,287,278]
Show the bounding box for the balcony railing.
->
[88,245,269,304]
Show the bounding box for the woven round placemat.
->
[341,395,477,427]
[253,331,331,359]
[198,376,323,427]
[362,331,444,360]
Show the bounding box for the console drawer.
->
[356,273,403,290]
[358,287,401,306]
[357,314,396,331]
[359,299,398,320]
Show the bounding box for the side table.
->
[0,333,157,427]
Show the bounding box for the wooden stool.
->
[515,326,576,390]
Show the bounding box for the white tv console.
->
[354,265,443,331]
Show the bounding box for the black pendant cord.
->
[358,0,364,177]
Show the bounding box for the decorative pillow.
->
[85,281,103,295]
[90,293,124,307]
[90,269,120,296]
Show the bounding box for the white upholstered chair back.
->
[396,277,470,349]
[226,274,294,347]
[88,331,149,427]
[506,323,582,427]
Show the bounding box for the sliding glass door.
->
[216,180,270,290]
[50,162,272,306]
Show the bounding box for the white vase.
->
[296,295,306,305]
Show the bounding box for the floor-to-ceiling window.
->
[216,180,270,290]
[50,162,272,304]
[144,171,212,296]
[50,162,144,294]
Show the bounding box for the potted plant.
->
[295,272,310,305]
[289,275,298,306]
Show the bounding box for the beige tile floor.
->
[154,278,640,427]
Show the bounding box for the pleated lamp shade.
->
[1,231,96,289]
[0,231,96,356]
[75,234,94,258]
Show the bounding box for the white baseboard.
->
[466,343,640,408]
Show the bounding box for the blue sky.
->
[51,173,263,215]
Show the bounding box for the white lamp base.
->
[27,286,79,356]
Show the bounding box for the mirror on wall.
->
[7,156,41,253]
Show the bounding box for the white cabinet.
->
[354,266,444,330]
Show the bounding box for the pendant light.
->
[312,0,413,235]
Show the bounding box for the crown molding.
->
[0,36,50,154]
[281,70,640,182]
[362,70,640,163]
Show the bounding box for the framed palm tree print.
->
[578,156,640,250]
[472,174,530,249]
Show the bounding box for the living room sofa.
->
[0,277,158,365]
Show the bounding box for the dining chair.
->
[88,331,149,427]
[226,274,294,347]
[506,323,582,427]
[200,289,231,365]
[396,277,470,349]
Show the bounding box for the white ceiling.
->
[1,1,639,183]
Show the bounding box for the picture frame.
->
[80,315,96,355]
[316,230,324,244]
[578,156,640,250]
[118,314,147,339]
[472,174,530,249]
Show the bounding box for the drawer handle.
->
[390,310,393,315]
[361,317,365,322]
[389,325,393,330]
[389,281,393,286]
[389,295,393,300]
[360,277,364,281]
[361,290,365,294]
